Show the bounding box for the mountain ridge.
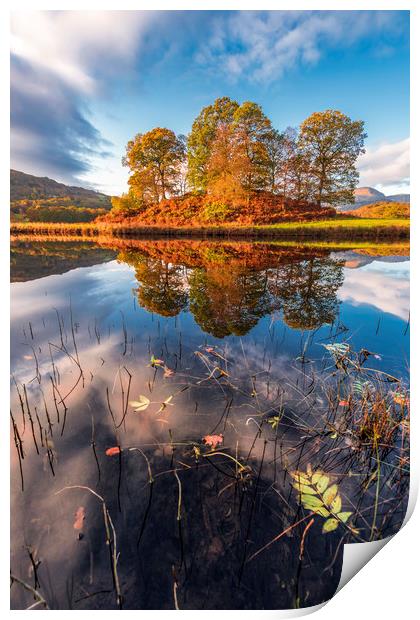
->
[10,169,111,203]
[337,186,410,212]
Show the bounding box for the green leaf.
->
[311,471,323,484]
[330,494,342,514]
[337,512,352,523]
[323,484,338,507]
[323,518,339,533]
[314,506,330,518]
[293,482,317,495]
[301,494,324,509]
[315,475,330,494]
[291,471,310,484]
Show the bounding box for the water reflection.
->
[114,242,346,336]
[10,238,410,610]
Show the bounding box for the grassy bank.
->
[10,218,409,240]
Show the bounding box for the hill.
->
[101,190,336,227]
[345,201,410,219]
[10,170,112,222]
[337,187,410,212]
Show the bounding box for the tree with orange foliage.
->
[123,128,186,203]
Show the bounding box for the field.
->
[10,218,410,240]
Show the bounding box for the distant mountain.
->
[333,250,409,269]
[337,187,410,212]
[11,169,112,204]
[10,170,112,222]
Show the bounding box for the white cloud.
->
[339,264,409,321]
[10,11,155,185]
[357,138,410,192]
[11,11,151,94]
[197,10,400,83]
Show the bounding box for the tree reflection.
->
[119,250,188,317]
[188,266,277,338]
[119,246,345,335]
[269,257,344,330]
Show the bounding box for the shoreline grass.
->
[10,218,409,240]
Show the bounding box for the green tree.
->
[298,110,367,207]
[123,128,186,203]
[187,97,239,191]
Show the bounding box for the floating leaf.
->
[129,395,150,412]
[163,366,174,378]
[337,512,352,523]
[330,494,342,514]
[313,473,329,494]
[339,400,349,407]
[311,471,323,485]
[105,446,121,456]
[73,506,85,530]
[314,506,330,518]
[323,484,338,506]
[157,395,174,413]
[203,434,223,449]
[323,343,350,358]
[149,355,164,368]
[293,482,318,495]
[322,518,339,533]
[267,415,280,429]
[301,495,324,509]
[291,471,311,484]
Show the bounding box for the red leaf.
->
[73,506,85,530]
[203,434,223,449]
[106,446,121,456]
[339,400,349,407]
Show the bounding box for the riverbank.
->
[11,218,409,240]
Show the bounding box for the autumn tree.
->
[206,123,247,203]
[269,255,345,330]
[120,251,188,317]
[298,110,367,207]
[262,128,285,194]
[232,101,273,198]
[123,128,186,203]
[110,192,144,217]
[189,265,273,338]
[187,97,239,191]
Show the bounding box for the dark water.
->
[10,239,410,610]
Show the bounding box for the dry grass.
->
[10,218,409,240]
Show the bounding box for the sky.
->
[10,10,410,196]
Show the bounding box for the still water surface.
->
[10,239,410,609]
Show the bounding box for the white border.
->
[2,2,417,618]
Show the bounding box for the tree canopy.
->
[299,110,366,206]
[118,100,367,217]
[123,128,186,204]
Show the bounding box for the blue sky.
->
[11,10,410,195]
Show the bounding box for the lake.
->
[10,238,410,610]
